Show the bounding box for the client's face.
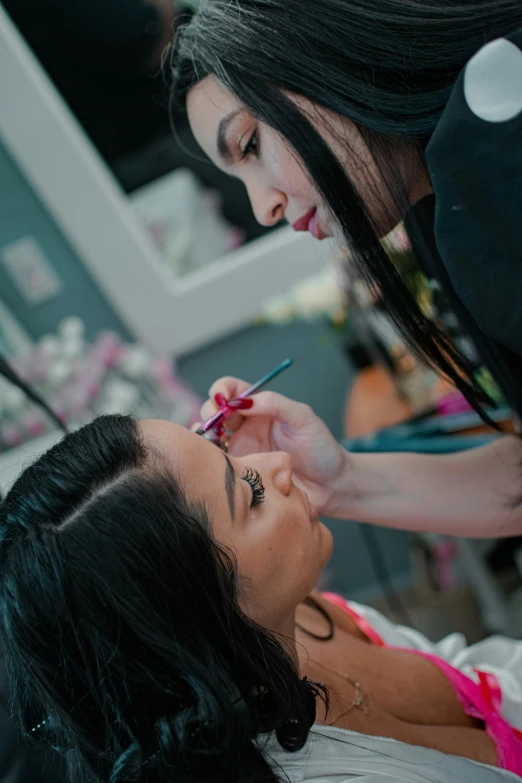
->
[140,420,332,631]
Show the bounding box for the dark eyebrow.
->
[217,110,241,162]
[224,454,236,520]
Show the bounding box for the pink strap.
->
[475,668,522,743]
[409,652,522,773]
[476,668,503,712]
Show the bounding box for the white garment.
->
[262,600,522,783]
[263,725,520,782]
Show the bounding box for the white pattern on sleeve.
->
[463,38,522,122]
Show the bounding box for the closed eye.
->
[241,467,265,508]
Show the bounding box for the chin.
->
[317,218,333,241]
[318,521,334,565]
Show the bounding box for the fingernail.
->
[227,397,254,410]
[214,392,227,407]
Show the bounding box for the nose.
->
[247,182,287,227]
[263,451,293,496]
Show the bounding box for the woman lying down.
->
[0,414,521,783]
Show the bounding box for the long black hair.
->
[0,415,323,782]
[170,0,522,418]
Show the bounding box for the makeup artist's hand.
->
[198,378,348,513]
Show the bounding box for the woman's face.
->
[139,420,333,632]
[187,76,431,240]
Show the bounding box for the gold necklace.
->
[308,658,369,725]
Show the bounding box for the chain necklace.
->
[308,658,369,725]
[297,596,369,725]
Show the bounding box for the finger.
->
[198,404,244,434]
[190,422,202,433]
[200,399,219,422]
[221,411,243,432]
[233,391,314,430]
[208,376,251,402]
[201,376,252,423]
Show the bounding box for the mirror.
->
[1,0,270,280]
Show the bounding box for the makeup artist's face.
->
[187,76,430,240]
[139,420,333,631]
[187,76,336,239]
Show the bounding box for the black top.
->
[427,26,522,357]
[414,27,522,414]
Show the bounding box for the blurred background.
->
[0,0,522,663]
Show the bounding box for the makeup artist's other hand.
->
[199,378,348,513]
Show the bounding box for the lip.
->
[292,208,325,240]
[292,208,316,232]
[305,492,319,524]
[308,210,325,240]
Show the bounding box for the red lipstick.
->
[292,209,316,233]
[292,208,324,239]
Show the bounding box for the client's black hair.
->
[0,415,323,782]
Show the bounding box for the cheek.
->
[227,524,279,586]
[274,509,318,587]
[264,142,314,200]
[236,510,323,623]
[234,516,292,590]
[236,503,317,581]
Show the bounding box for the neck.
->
[272,610,299,667]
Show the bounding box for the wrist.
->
[323,447,356,518]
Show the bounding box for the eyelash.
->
[241,467,265,509]
[240,130,259,161]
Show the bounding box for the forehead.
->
[140,419,235,530]
[139,419,221,485]
[187,76,245,158]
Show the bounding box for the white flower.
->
[262,296,297,324]
[260,267,346,324]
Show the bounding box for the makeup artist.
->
[176,0,522,540]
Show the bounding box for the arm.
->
[327,435,522,538]
[200,379,522,539]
